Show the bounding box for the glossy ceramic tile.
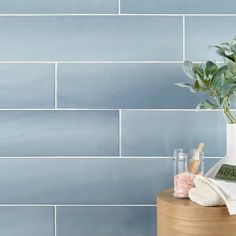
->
[57,206,156,236]
[121,0,236,14]
[0,64,54,108]
[0,16,182,61]
[186,17,236,61]
[0,159,172,204]
[0,0,117,13]
[0,207,53,236]
[0,111,118,156]
[58,63,202,109]
[122,111,226,156]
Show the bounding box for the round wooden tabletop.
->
[157,189,236,236]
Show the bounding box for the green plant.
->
[176,37,236,123]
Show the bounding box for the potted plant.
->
[176,37,236,177]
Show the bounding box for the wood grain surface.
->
[157,189,236,236]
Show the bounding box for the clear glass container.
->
[173,149,187,176]
[188,149,205,175]
[173,148,205,198]
[173,150,194,198]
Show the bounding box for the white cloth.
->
[189,176,225,207]
[189,175,236,215]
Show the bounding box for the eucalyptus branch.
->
[176,37,236,124]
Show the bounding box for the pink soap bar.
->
[173,172,195,198]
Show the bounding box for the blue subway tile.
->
[58,63,202,109]
[0,207,53,236]
[0,0,117,13]
[57,206,156,236]
[0,16,182,61]
[186,17,236,61]
[0,159,172,204]
[0,111,118,156]
[121,0,236,14]
[122,111,226,156]
[0,64,54,108]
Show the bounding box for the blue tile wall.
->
[121,0,236,14]
[0,0,231,235]
[0,64,54,108]
[0,207,53,236]
[58,63,203,109]
[57,206,156,236]
[122,111,225,156]
[186,17,236,61]
[0,159,172,204]
[0,111,118,156]
[0,16,182,61]
[0,0,118,14]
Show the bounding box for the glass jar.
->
[173,149,186,176]
[173,148,205,198]
[188,149,205,175]
[173,150,194,198]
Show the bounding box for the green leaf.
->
[192,64,204,79]
[227,86,236,98]
[228,61,236,75]
[229,42,236,54]
[212,65,228,82]
[183,61,196,80]
[196,100,219,110]
[175,83,192,88]
[215,45,233,60]
[193,80,205,93]
[221,83,235,97]
[205,61,218,77]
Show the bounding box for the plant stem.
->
[215,97,236,123]
[224,107,236,123]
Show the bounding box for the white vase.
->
[206,124,236,178]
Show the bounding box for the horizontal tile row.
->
[0,158,218,235]
[0,158,218,204]
[0,63,202,109]
[1,0,235,14]
[121,0,236,14]
[57,63,202,109]
[0,111,227,156]
[186,17,236,61]
[57,206,156,236]
[0,207,53,236]
[122,111,226,156]
[0,16,182,61]
[0,205,155,236]
[0,111,118,156]
[0,16,233,61]
[0,0,118,14]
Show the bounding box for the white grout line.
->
[182,15,185,62]
[0,61,184,64]
[0,61,225,64]
[0,156,222,159]
[0,108,231,111]
[54,63,58,109]
[0,108,119,111]
[0,13,181,16]
[0,13,236,16]
[54,206,57,236]
[119,110,122,156]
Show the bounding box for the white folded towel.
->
[189,176,225,207]
[189,175,236,215]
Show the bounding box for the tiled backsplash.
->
[0,1,230,235]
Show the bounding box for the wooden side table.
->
[157,189,236,236]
